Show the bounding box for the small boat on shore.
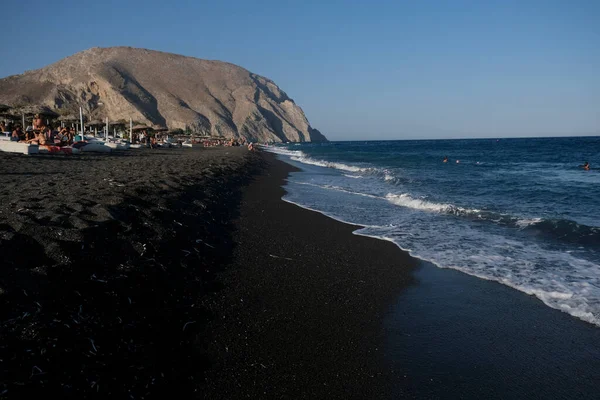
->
[0,141,39,154]
[105,140,130,150]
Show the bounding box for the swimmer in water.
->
[443,156,448,163]
[582,161,590,171]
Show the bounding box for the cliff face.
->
[0,47,327,142]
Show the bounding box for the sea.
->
[266,137,600,327]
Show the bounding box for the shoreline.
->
[202,152,419,398]
[284,193,600,329]
[2,148,599,398]
[263,152,600,399]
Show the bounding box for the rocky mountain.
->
[0,47,327,142]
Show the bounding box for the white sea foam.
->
[265,147,306,158]
[384,193,480,214]
[344,174,363,179]
[290,156,370,172]
[369,225,600,327]
[515,218,543,228]
[265,146,373,173]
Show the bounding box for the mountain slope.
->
[0,47,327,142]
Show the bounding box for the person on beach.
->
[581,161,590,171]
[25,130,48,145]
[32,114,44,130]
[24,128,35,142]
[57,127,72,146]
[0,122,6,133]
[12,125,24,141]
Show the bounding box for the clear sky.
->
[2,0,598,140]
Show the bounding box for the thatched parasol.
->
[132,124,151,131]
[12,105,60,118]
[0,104,10,113]
[59,113,80,121]
[152,126,168,132]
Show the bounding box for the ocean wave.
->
[294,179,599,248]
[272,145,599,249]
[265,147,306,158]
[290,156,371,173]
[265,146,374,173]
[520,218,600,247]
[515,218,543,228]
[385,193,480,215]
[384,193,599,246]
[265,146,413,187]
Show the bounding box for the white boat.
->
[0,141,39,155]
[105,141,130,150]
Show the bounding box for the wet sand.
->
[386,262,600,399]
[203,153,418,398]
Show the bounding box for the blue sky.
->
[2,0,598,140]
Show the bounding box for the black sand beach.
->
[2,148,599,399]
[202,154,418,399]
[0,147,262,398]
[0,148,417,398]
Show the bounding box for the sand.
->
[0,148,417,398]
[0,147,262,397]
[202,153,418,399]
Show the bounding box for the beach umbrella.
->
[132,124,150,131]
[59,113,79,121]
[12,105,60,118]
[59,113,80,130]
[0,109,22,123]
[152,126,168,132]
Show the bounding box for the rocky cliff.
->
[0,47,327,142]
